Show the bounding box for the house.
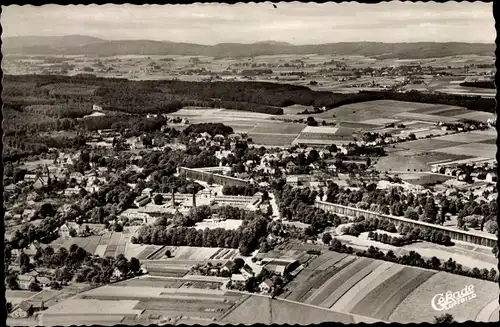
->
[18,275,36,290]
[10,301,34,318]
[113,267,123,279]
[286,161,296,173]
[5,184,17,195]
[231,274,246,283]
[37,276,51,288]
[259,279,274,293]
[33,176,48,189]
[69,172,84,183]
[486,172,497,183]
[58,222,79,238]
[241,264,254,280]
[24,174,37,182]
[142,188,153,197]
[221,261,235,273]
[134,194,151,207]
[64,187,81,196]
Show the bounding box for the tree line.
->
[327,238,498,282]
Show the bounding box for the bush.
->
[485,220,498,234]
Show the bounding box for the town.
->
[2,2,498,326]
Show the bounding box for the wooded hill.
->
[3,35,494,59]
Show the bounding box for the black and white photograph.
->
[1,2,498,326]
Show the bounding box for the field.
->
[283,252,498,323]
[162,246,240,261]
[40,276,245,325]
[51,228,152,260]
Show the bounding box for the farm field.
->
[161,246,239,261]
[220,295,375,324]
[315,100,491,129]
[250,122,305,134]
[40,277,247,325]
[249,133,298,146]
[283,252,497,323]
[50,227,144,259]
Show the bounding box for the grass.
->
[431,143,495,159]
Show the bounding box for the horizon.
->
[1,2,494,44]
[2,34,495,46]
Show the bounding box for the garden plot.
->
[431,143,495,159]
[389,271,498,323]
[137,245,164,260]
[350,266,434,320]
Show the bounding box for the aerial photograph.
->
[1,2,498,326]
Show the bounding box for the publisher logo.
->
[431,285,476,311]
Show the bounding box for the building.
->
[221,261,235,273]
[18,275,36,290]
[64,187,81,196]
[486,172,497,183]
[69,172,84,183]
[58,222,80,238]
[134,194,151,207]
[113,268,123,279]
[241,264,254,280]
[10,301,34,318]
[259,279,274,293]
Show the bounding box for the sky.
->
[1,2,494,44]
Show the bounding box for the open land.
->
[282,251,498,323]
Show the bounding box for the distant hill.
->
[1,35,494,59]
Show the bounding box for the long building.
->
[315,200,497,247]
[178,167,249,187]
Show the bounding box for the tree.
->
[6,274,20,290]
[434,313,455,324]
[207,174,215,186]
[129,257,141,274]
[322,233,333,245]
[20,252,30,273]
[165,249,172,258]
[29,281,42,292]
[306,117,318,127]
[153,194,163,205]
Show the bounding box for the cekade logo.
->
[431,285,476,311]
